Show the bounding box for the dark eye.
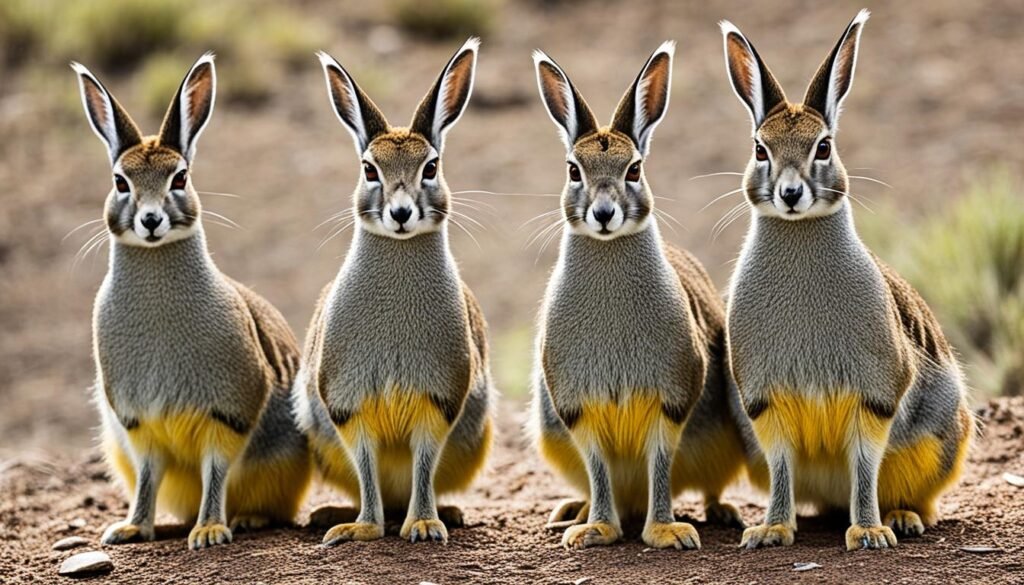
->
[363,162,379,182]
[815,139,831,160]
[171,169,187,191]
[568,163,581,182]
[755,144,768,162]
[422,159,438,181]
[114,174,130,193]
[625,161,642,183]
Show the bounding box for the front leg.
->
[401,431,447,543]
[322,434,385,545]
[188,452,233,550]
[643,431,700,550]
[741,444,796,549]
[102,452,164,545]
[846,437,897,550]
[562,441,622,549]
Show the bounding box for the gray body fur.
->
[95,230,307,526]
[728,203,969,525]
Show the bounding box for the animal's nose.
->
[389,206,413,225]
[141,213,163,232]
[780,184,803,208]
[593,205,615,226]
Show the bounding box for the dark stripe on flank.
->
[328,407,351,427]
[743,396,768,420]
[120,416,140,430]
[862,397,896,420]
[557,405,581,429]
[661,402,689,425]
[429,394,461,426]
[211,410,250,434]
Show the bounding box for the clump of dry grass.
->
[391,0,498,40]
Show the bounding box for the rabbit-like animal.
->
[720,10,975,551]
[530,43,748,551]
[295,38,494,545]
[73,54,311,550]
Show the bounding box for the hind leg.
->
[741,444,796,549]
[322,436,385,545]
[102,451,164,545]
[705,495,745,529]
[546,499,589,531]
[643,434,700,550]
[188,452,233,550]
[401,431,447,543]
[562,442,622,549]
[846,438,897,551]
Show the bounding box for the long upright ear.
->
[71,62,142,164]
[410,37,479,150]
[803,9,870,130]
[158,52,216,162]
[611,41,675,157]
[720,21,787,131]
[318,51,389,154]
[532,50,599,151]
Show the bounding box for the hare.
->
[720,10,975,550]
[73,54,311,550]
[294,38,494,545]
[530,43,749,551]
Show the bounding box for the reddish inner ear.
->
[640,54,670,118]
[442,52,474,116]
[184,64,214,128]
[83,78,111,127]
[327,67,357,119]
[726,34,757,100]
[538,62,570,123]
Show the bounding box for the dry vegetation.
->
[1,0,1023,453]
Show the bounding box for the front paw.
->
[101,520,154,545]
[322,522,384,545]
[884,510,924,537]
[845,524,897,551]
[188,523,233,550]
[400,518,448,543]
[562,522,621,550]
[643,521,701,550]
[705,501,746,529]
[740,523,795,549]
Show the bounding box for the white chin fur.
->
[115,223,199,247]
[360,216,438,240]
[569,214,650,240]
[756,197,844,221]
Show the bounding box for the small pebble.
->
[52,536,90,551]
[1002,472,1024,487]
[58,551,113,577]
[793,562,822,572]
[68,518,87,530]
[960,546,1003,554]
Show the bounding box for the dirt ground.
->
[2,398,1022,584]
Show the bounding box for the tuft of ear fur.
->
[532,50,599,151]
[158,52,217,162]
[611,41,675,157]
[318,51,389,154]
[410,37,479,150]
[803,9,870,130]
[71,62,142,164]
[720,21,787,131]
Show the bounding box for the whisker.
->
[451,196,497,212]
[689,171,744,181]
[654,211,678,236]
[316,220,356,251]
[448,216,481,249]
[711,203,748,241]
[519,208,563,231]
[847,175,892,189]
[313,209,356,232]
[451,189,560,198]
[654,208,687,231]
[699,188,746,213]
[525,218,564,251]
[198,190,243,199]
[62,218,104,243]
[72,231,109,271]
[202,210,242,229]
[816,186,875,214]
[537,222,565,260]
[448,209,487,232]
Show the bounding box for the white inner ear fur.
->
[720,22,766,129]
[632,41,674,155]
[533,51,578,151]
[318,52,368,152]
[178,55,216,161]
[431,38,478,148]
[72,63,120,163]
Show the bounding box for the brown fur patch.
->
[367,129,432,174]
[228,278,302,391]
[872,254,954,364]
[758,105,828,167]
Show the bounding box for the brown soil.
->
[2,398,1023,584]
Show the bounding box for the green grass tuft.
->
[863,171,1024,398]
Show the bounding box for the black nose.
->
[389,206,413,225]
[780,185,803,208]
[141,213,162,232]
[593,205,615,226]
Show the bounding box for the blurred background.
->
[1,0,1022,457]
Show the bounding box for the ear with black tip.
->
[720,21,787,130]
[318,51,389,154]
[532,50,599,151]
[410,37,479,150]
[158,52,216,162]
[611,41,675,157]
[803,9,870,130]
[71,62,142,164]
